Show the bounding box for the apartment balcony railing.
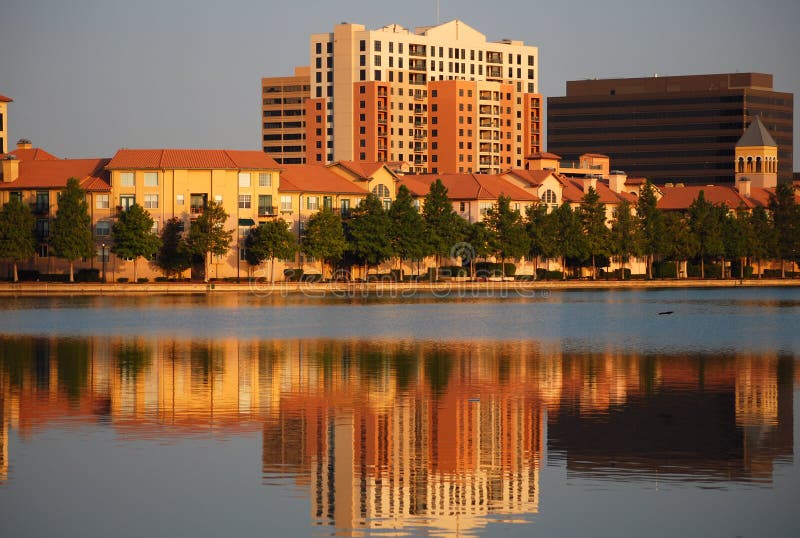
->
[190,205,205,214]
[409,45,426,57]
[413,91,425,101]
[258,206,278,217]
[409,59,426,72]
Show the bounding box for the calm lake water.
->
[0,288,798,537]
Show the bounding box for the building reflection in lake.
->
[0,336,795,533]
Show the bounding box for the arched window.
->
[372,184,390,198]
[542,189,557,206]
[737,157,744,173]
[756,157,762,173]
[746,157,753,173]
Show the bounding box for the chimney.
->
[16,138,32,150]
[582,176,597,194]
[608,171,626,193]
[737,176,751,198]
[2,155,20,183]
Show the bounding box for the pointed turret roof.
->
[736,116,777,147]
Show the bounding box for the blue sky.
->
[1,0,798,168]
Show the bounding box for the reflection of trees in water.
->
[189,342,224,386]
[115,342,151,380]
[55,339,90,403]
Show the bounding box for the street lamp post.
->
[101,243,107,283]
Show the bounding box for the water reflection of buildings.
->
[546,354,795,482]
[0,336,796,532]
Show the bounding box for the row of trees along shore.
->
[0,178,798,283]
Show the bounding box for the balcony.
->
[409,44,426,57]
[258,206,278,217]
[409,59,426,72]
[486,52,502,64]
[413,91,425,101]
[190,205,205,214]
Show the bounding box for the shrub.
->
[687,262,722,279]
[75,268,101,283]
[117,277,129,283]
[18,270,41,282]
[284,268,303,282]
[535,268,563,280]
[475,262,516,277]
[154,276,170,282]
[137,277,149,283]
[600,268,632,280]
[515,274,534,281]
[652,261,678,279]
[300,273,322,283]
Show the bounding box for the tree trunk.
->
[740,257,745,280]
[270,256,275,284]
[204,252,210,283]
[700,257,705,279]
[647,254,653,280]
[69,261,75,283]
[758,259,762,279]
[781,259,786,279]
[533,256,538,281]
[133,258,138,282]
[561,256,566,280]
[720,256,725,279]
[501,256,506,278]
[13,262,18,283]
[591,254,596,280]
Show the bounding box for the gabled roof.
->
[107,149,281,170]
[398,173,538,202]
[329,161,398,181]
[656,185,757,211]
[0,158,111,191]
[503,169,555,187]
[736,116,777,147]
[9,147,60,161]
[559,176,637,205]
[0,94,12,103]
[279,164,369,195]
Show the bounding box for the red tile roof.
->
[0,94,12,103]
[503,169,554,187]
[107,149,281,170]
[580,153,610,159]
[624,177,648,185]
[560,176,637,205]
[332,160,391,179]
[9,147,60,161]
[399,173,538,202]
[279,164,369,195]
[657,185,756,211]
[0,159,111,191]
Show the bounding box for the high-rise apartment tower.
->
[262,21,541,174]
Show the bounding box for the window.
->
[96,194,110,209]
[280,195,292,211]
[340,198,350,217]
[258,172,272,187]
[306,196,319,210]
[144,172,158,187]
[372,184,390,198]
[239,194,251,209]
[176,194,185,206]
[238,172,251,188]
[460,202,466,212]
[479,201,493,216]
[120,172,134,187]
[95,220,110,236]
[214,194,223,204]
[144,194,158,209]
[151,221,159,234]
[323,196,333,210]
[119,195,135,211]
[258,195,273,216]
[542,189,557,206]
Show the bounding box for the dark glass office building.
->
[547,73,793,185]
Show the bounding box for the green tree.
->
[0,198,36,282]
[769,183,800,278]
[637,181,666,279]
[346,193,394,278]
[301,208,347,279]
[388,185,426,278]
[464,220,492,278]
[552,202,585,279]
[50,178,95,282]
[157,217,192,279]
[662,212,697,278]
[422,179,465,280]
[578,187,610,280]
[526,203,556,278]
[610,199,641,279]
[186,201,233,283]
[483,195,530,278]
[245,219,298,284]
[111,203,161,282]
[688,191,725,279]
[748,206,774,278]
[723,208,748,279]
